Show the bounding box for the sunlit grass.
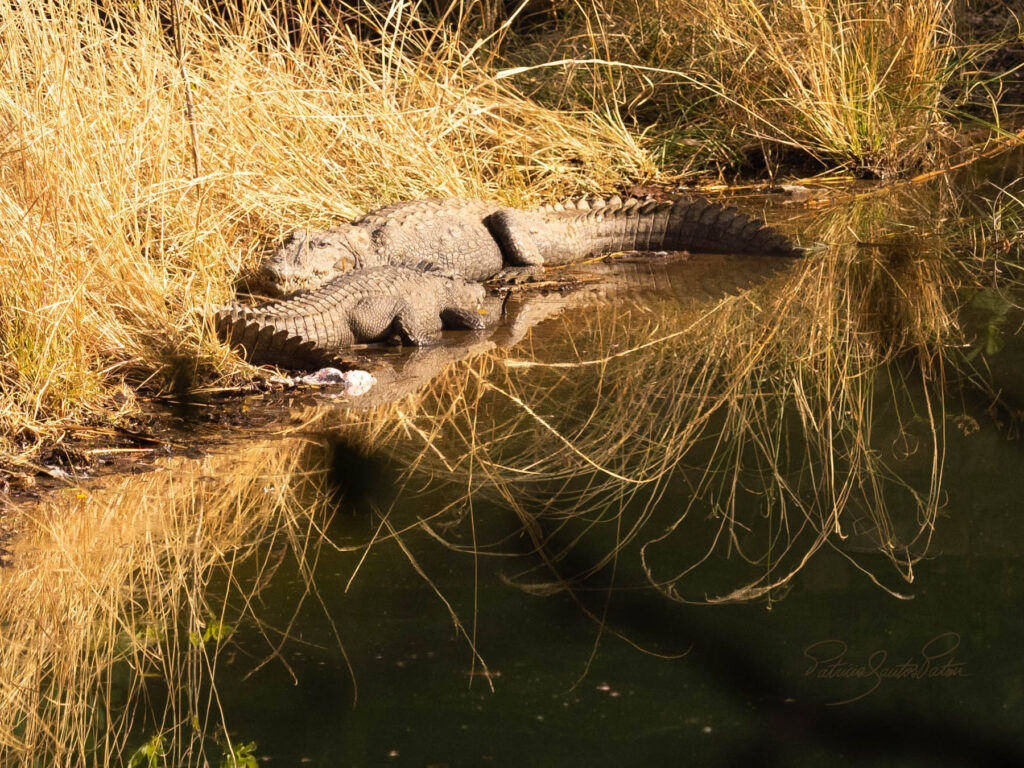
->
[0,439,333,767]
[517,0,971,173]
[690,0,959,173]
[0,0,655,464]
[2,0,1019,468]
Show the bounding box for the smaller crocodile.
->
[216,266,488,369]
[256,195,798,296]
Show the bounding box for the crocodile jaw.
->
[257,226,364,296]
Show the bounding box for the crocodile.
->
[255,195,798,296]
[216,265,488,368]
[260,253,799,399]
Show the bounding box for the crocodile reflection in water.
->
[321,251,799,407]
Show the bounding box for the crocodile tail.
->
[556,195,798,259]
[215,306,336,368]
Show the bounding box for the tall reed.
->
[525,0,960,173]
[0,0,653,464]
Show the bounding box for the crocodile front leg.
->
[440,306,489,331]
[351,296,488,346]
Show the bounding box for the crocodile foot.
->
[486,265,545,286]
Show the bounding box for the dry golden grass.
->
[0,438,333,767]
[687,0,959,172]
[0,0,1014,470]
[0,0,655,464]
[521,0,964,173]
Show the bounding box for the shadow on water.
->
[3,154,1024,766]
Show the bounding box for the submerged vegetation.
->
[1,1,1024,765]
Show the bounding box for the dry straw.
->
[0,0,654,463]
[519,0,961,172]
[0,439,336,766]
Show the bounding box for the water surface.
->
[4,164,1024,768]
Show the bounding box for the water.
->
[4,162,1024,767]
[179,270,1024,762]
[213,481,1023,766]
[200,324,1024,767]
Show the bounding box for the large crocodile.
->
[255,195,798,296]
[219,194,798,368]
[216,265,487,368]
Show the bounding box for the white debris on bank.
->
[298,368,377,396]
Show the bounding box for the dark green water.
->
[216,495,1024,768]
[189,314,1022,767]
[119,166,1024,767]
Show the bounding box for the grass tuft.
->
[0,0,655,463]
[517,0,965,174]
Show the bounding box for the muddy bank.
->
[0,244,801,516]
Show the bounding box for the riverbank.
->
[0,0,1021,480]
[1,169,1021,763]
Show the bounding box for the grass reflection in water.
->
[2,178,1022,765]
